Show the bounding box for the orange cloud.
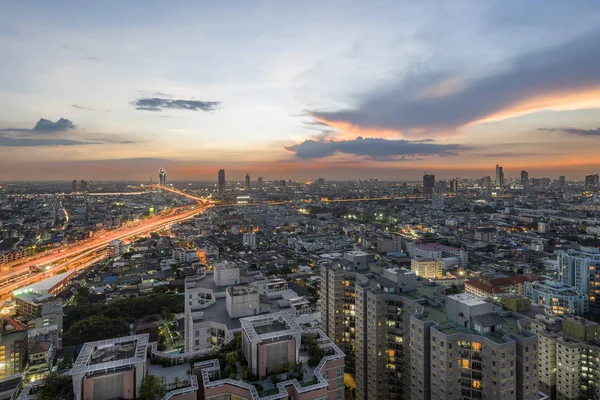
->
[471,88,600,125]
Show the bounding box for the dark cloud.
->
[285,137,465,161]
[0,118,134,146]
[33,118,76,132]
[311,29,600,132]
[539,127,600,136]
[131,97,220,112]
[0,136,85,147]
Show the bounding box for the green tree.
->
[225,351,238,365]
[34,373,72,400]
[139,375,166,400]
[63,315,129,346]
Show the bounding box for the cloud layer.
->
[311,29,600,134]
[539,127,600,136]
[285,137,465,160]
[132,97,220,112]
[0,118,133,147]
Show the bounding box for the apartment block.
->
[411,257,443,279]
[406,293,539,400]
[533,317,600,400]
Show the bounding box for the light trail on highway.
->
[0,202,212,298]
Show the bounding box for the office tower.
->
[257,176,263,189]
[559,247,600,315]
[280,179,286,187]
[79,179,87,192]
[423,173,435,195]
[449,178,459,193]
[585,173,599,190]
[520,170,529,186]
[245,173,250,190]
[158,167,166,186]
[218,169,225,193]
[432,181,445,209]
[483,176,492,189]
[558,175,565,186]
[495,164,504,187]
[408,293,538,400]
[533,316,600,400]
[72,179,78,192]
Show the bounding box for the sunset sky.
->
[1,1,600,181]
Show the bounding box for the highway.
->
[0,202,212,298]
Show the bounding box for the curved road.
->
[0,203,211,297]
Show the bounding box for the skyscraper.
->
[72,179,78,193]
[495,164,504,187]
[449,178,458,193]
[218,169,225,193]
[559,175,566,186]
[520,170,529,186]
[585,173,599,190]
[80,179,87,192]
[423,173,435,195]
[432,181,445,209]
[257,177,263,190]
[245,173,250,190]
[158,168,167,186]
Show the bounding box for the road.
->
[0,203,212,298]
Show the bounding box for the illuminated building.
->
[158,167,166,186]
[559,247,600,315]
[411,257,443,279]
[495,164,504,187]
[585,173,599,190]
[408,293,539,400]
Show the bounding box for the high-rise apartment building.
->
[532,316,600,400]
[72,179,78,192]
[245,173,250,190]
[217,169,225,193]
[495,164,505,187]
[80,179,87,192]
[158,167,166,186]
[432,181,445,209]
[558,175,566,186]
[0,329,27,379]
[407,293,539,400]
[449,178,459,192]
[257,176,263,189]
[559,247,600,315]
[423,173,436,195]
[320,254,539,400]
[521,170,529,186]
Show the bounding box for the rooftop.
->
[71,334,148,376]
[13,270,74,296]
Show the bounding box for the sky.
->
[1,0,600,182]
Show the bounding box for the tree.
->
[34,373,72,400]
[139,375,166,400]
[225,351,238,365]
[63,315,129,346]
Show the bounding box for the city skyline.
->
[2,1,600,180]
